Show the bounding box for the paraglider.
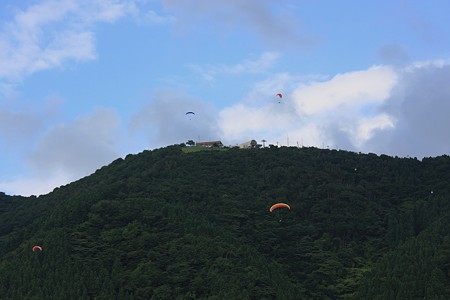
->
[269,203,290,212]
[270,202,291,222]
[276,93,282,103]
[186,111,195,120]
[32,245,42,252]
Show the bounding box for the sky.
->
[1,0,450,196]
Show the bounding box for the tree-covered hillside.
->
[1,145,450,299]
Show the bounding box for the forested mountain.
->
[1,145,450,299]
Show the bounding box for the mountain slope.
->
[1,145,450,299]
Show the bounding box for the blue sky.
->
[1,0,450,196]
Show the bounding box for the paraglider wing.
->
[32,245,42,252]
[276,93,283,103]
[185,111,195,120]
[269,203,291,213]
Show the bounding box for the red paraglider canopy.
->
[32,245,42,252]
[276,93,283,103]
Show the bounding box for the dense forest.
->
[1,145,450,299]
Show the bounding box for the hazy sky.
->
[1,0,450,196]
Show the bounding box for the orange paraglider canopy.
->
[269,203,291,213]
[32,245,42,252]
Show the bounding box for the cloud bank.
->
[218,62,450,158]
[365,62,450,157]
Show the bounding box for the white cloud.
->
[226,52,280,74]
[244,72,326,104]
[292,66,398,115]
[403,59,449,72]
[218,61,450,158]
[354,114,395,147]
[218,65,400,150]
[136,9,176,25]
[86,0,134,22]
[188,51,280,82]
[0,0,142,83]
[219,104,287,140]
[217,70,307,144]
